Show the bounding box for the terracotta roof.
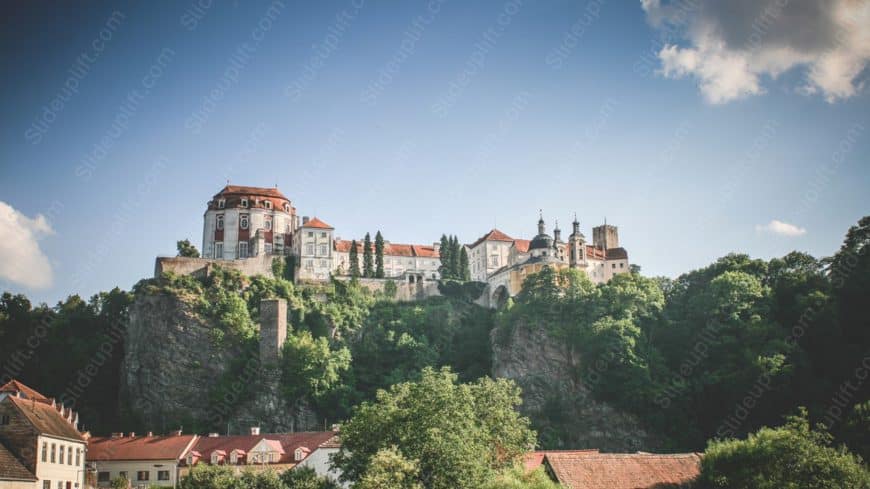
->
[470,229,515,248]
[523,450,599,471]
[302,217,333,229]
[5,396,83,442]
[185,432,338,466]
[606,247,628,260]
[513,239,531,253]
[334,240,440,259]
[216,185,288,200]
[87,434,198,461]
[545,452,702,489]
[0,380,49,402]
[0,440,36,481]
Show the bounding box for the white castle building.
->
[186,185,630,302]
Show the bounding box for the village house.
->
[86,432,197,489]
[179,429,344,487]
[0,381,87,489]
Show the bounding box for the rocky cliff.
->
[122,290,317,434]
[492,321,662,451]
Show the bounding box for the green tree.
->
[177,239,200,257]
[439,234,452,279]
[363,233,374,278]
[449,235,461,278]
[375,231,385,278]
[460,247,471,281]
[178,464,237,489]
[480,466,562,489]
[281,330,352,402]
[349,240,360,278]
[333,367,535,489]
[697,409,870,488]
[355,446,423,489]
[110,476,129,489]
[280,466,338,489]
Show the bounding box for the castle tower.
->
[569,214,586,267]
[537,211,546,236]
[553,220,564,261]
[259,298,287,367]
[592,223,619,250]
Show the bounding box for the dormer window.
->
[217,199,226,209]
[211,454,219,464]
[264,201,273,210]
[186,455,195,466]
[230,453,237,464]
[294,447,307,461]
[241,198,248,208]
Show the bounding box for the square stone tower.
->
[259,298,287,367]
[593,224,619,250]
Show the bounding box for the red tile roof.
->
[5,396,84,442]
[216,185,288,200]
[513,239,531,253]
[302,217,333,229]
[0,380,49,402]
[185,432,338,466]
[334,240,440,259]
[88,434,198,461]
[606,247,628,260]
[470,229,515,248]
[523,450,599,471]
[0,440,36,481]
[545,452,702,489]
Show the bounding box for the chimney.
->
[259,298,287,367]
[302,216,309,225]
[129,432,136,438]
[171,429,183,436]
[209,433,219,438]
[147,432,154,437]
[250,427,260,436]
[111,433,124,439]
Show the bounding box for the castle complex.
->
[192,185,630,304]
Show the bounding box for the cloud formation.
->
[755,219,807,237]
[0,201,55,289]
[641,0,870,104]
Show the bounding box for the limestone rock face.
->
[491,321,662,451]
[122,291,317,433]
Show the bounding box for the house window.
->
[58,445,63,465]
[186,455,195,466]
[294,448,304,461]
[489,255,499,267]
[42,442,47,462]
[217,199,225,209]
[76,449,81,466]
[57,481,63,489]
[305,244,314,255]
[43,481,51,489]
[307,231,313,237]
[265,243,273,254]
[67,446,72,465]
[320,232,326,238]
[240,214,249,230]
[241,198,248,208]
[612,263,616,269]
[97,473,110,483]
[211,454,219,464]
[119,472,127,480]
[265,201,272,209]
[265,218,272,231]
[216,214,224,230]
[51,443,56,463]
[137,471,149,481]
[214,242,224,259]
[158,471,170,481]
[0,414,9,425]
[620,263,625,268]
[239,242,249,259]
[305,260,314,271]
[319,244,327,256]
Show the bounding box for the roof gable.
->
[0,380,49,402]
[470,229,515,248]
[5,396,83,442]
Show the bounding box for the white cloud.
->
[755,219,807,237]
[0,201,55,289]
[642,0,870,104]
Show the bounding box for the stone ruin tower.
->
[259,298,287,368]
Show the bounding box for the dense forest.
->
[1,217,868,468]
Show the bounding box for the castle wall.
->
[333,277,441,302]
[154,255,276,279]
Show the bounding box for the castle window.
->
[218,199,226,209]
[0,414,9,425]
[76,448,81,466]
[265,201,272,210]
[265,218,272,231]
[308,232,313,237]
[305,260,314,270]
[265,243,273,254]
[320,232,326,238]
[215,242,224,259]
[216,215,224,230]
[612,263,616,269]
[67,446,72,465]
[319,244,327,256]
[283,203,290,212]
[240,214,249,230]
[239,242,249,259]
[241,198,248,208]
[43,481,51,489]
[620,263,625,268]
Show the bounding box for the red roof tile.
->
[0,380,49,402]
[216,185,288,200]
[513,239,531,253]
[5,396,83,442]
[412,245,439,258]
[302,217,333,229]
[334,240,440,258]
[545,452,702,489]
[523,450,599,471]
[0,440,36,481]
[185,432,338,466]
[88,434,197,461]
[470,229,515,248]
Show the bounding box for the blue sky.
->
[1,0,868,304]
